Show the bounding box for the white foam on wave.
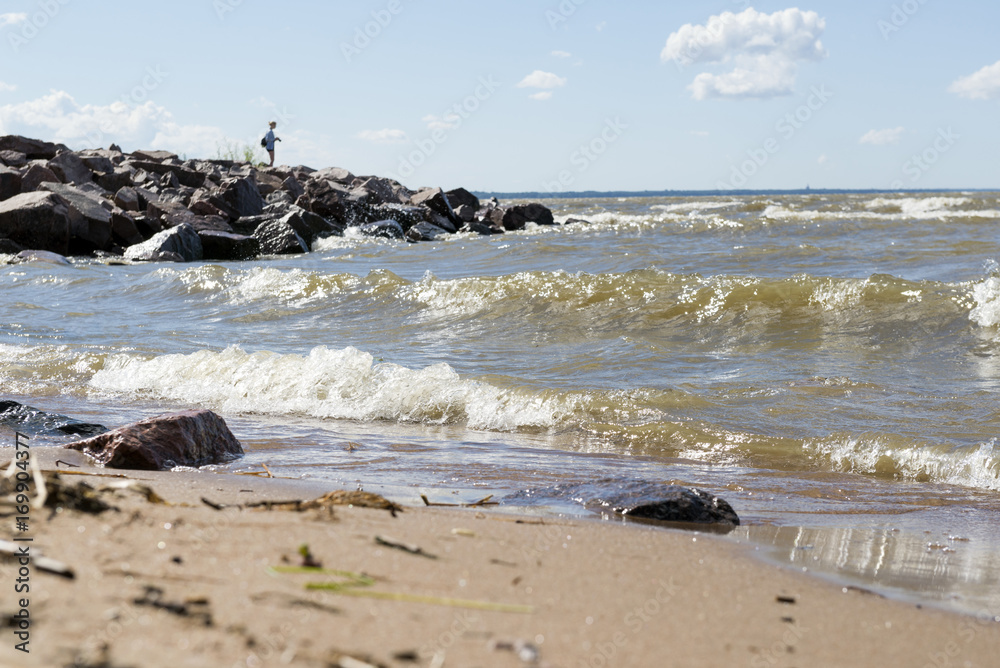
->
[88,345,579,431]
[969,277,1000,329]
[151,265,361,307]
[809,436,1000,492]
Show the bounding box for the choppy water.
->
[4,191,1000,616]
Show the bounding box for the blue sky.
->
[0,1,997,192]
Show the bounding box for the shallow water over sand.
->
[3,192,1000,615]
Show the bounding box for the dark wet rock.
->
[0,136,66,160]
[359,219,404,239]
[502,479,740,528]
[424,210,458,234]
[47,151,94,185]
[405,221,450,242]
[65,409,244,470]
[0,150,27,168]
[0,238,26,254]
[0,165,22,201]
[461,219,504,236]
[199,230,260,261]
[564,217,592,225]
[300,178,348,221]
[454,204,477,223]
[0,400,107,439]
[253,217,310,255]
[124,222,203,262]
[20,164,60,193]
[0,191,72,254]
[410,187,461,227]
[445,187,480,212]
[502,203,555,230]
[111,211,144,247]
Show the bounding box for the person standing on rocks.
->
[264,121,281,167]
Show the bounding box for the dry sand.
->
[1,447,999,668]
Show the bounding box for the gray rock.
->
[65,409,243,470]
[461,219,504,236]
[20,164,61,193]
[127,160,205,188]
[0,400,106,438]
[132,149,178,162]
[47,151,94,185]
[0,192,72,254]
[0,150,27,168]
[79,155,115,174]
[405,221,449,242]
[15,250,72,266]
[95,167,133,193]
[410,187,459,223]
[212,177,265,220]
[312,166,355,184]
[38,182,114,252]
[124,223,203,262]
[111,211,144,247]
[113,187,140,212]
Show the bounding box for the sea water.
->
[3,192,1000,616]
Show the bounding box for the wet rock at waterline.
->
[66,409,244,471]
[502,479,740,528]
[0,400,108,438]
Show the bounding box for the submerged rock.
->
[66,409,244,470]
[502,479,740,528]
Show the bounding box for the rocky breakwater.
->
[0,134,559,262]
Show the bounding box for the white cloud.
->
[517,70,568,89]
[662,8,827,100]
[357,128,408,144]
[949,60,1000,100]
[0,90,227,156]
[0,82,16,93]
[552,50,572,59]
[0,13,27,27]
[529,92,553,102]
[422,113,460,131]
[860,127,905,146]
[596,21,607,32]
[818,154,828,164]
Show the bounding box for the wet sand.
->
[2,447,1000,668]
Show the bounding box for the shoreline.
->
[2,447,999,667]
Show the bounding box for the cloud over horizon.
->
[357,128,408,144]
[662,8,827,100]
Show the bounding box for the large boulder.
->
[0,150,27,168]
[38,182,114,252]
[124,223,203,262]
[212,177,265,220]
[65,409,244,470]
[47,151,94,185]
[501,203,555,230]
[0,192,72,254]
[410,187,460,225]
[0,165,22,201]
[300,178,347,222]
[445,187,480,212]
[95,167,133,193]
[113,187,140,212]
[20,164,60,193]
[132,149,178,162]
[111,211,144,247]
[0,136,66,160]
[253,217,310,255]
[312,166,354,184]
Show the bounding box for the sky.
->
[0,0,997,193]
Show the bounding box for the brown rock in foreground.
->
[65,409,244,470]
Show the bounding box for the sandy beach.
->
[0,447,997,668]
